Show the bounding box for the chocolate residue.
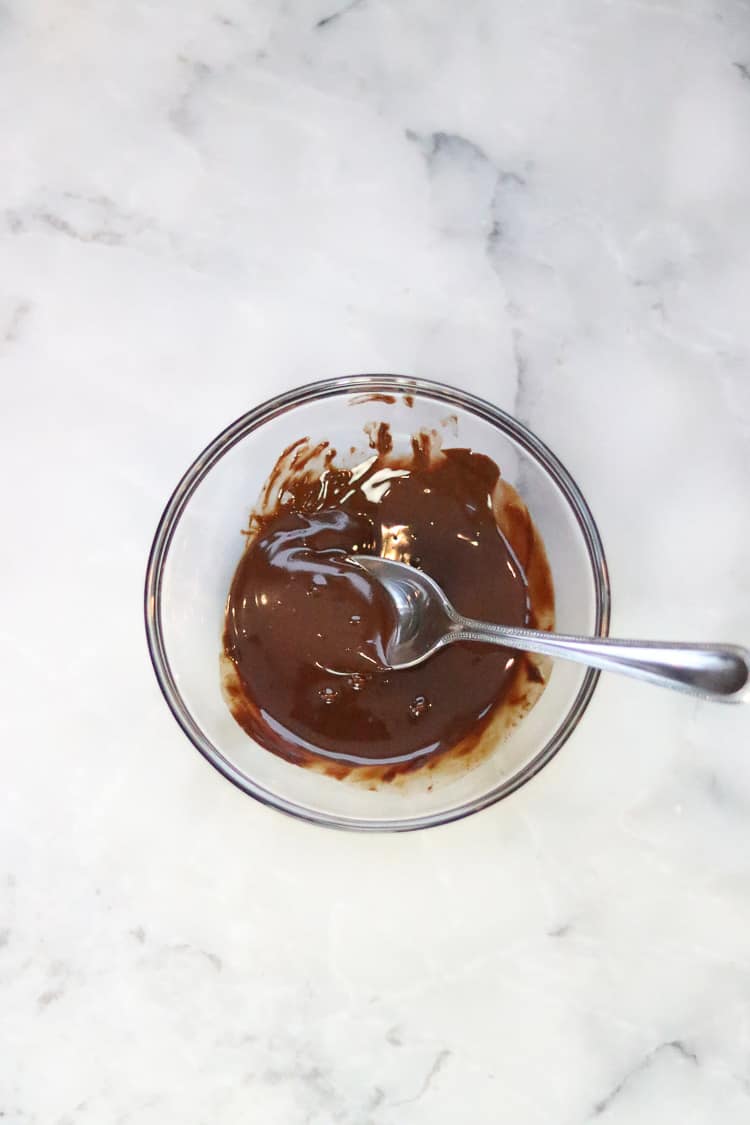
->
[222,423,555,781]
[349,392,397,406]
[349,391,416,409]
[410,428,441,467]
[364,420,393,456]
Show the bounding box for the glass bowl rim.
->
[144,374,611,831]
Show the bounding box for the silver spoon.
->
[349,556,750,702]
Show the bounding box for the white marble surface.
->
[2,0,750,1121]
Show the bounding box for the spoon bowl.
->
[351,555,459,668]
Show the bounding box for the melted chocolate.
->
[222,431,555,776]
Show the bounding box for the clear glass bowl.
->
[145,375,610,831]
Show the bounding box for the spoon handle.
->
[449,619,750,702]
